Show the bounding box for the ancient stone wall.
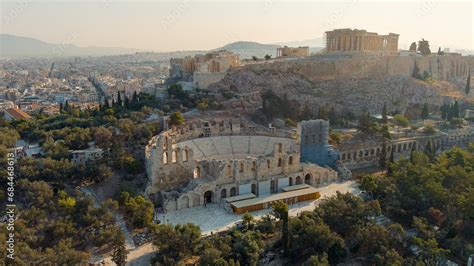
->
[238,54,468,82]
[338,129,474,170]
[145,118,340,211]
[145,119,300,198]
[193,71,227,89]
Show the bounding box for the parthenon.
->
[325,28,399,53]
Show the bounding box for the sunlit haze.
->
[1,0,473,51]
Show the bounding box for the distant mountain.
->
[215,41,281,59]
[0,34,144,58]
[272,37,324,48]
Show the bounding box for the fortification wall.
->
[193,72,227,89]
[239,54,469,82]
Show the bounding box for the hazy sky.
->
[1,0,473,51]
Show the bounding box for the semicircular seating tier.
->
[176,135,297,161]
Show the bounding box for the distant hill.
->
[0,34,143,58]
[215,41,281,59]
[273,38,324,55]
[272,37,324,48]
[215,40,324,59]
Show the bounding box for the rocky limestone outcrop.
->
[209,55,472,116]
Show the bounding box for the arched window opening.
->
[182,149,188,162]
[251,184,256,195]
[227,165,232,177]
[172,150,177,163]
[296,176,302,185]
[193,166,201,179]
[230,187,237,197]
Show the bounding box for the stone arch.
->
[163,136,168,149]
[178,196,190,209]
[278,143,283,153]
[221,189,227,199]
[267,159,271,169]
[230,187,237,197]
[304,174,311,185]
[193,166,201,178]
[278,158,282,167]
[296,176,302,185]
[182,149,188,162]
[171,150,177,163]
[270,180,276,193]
[289,177,293,186]
[227,165,232,177]
[288,156,293,165]
[240,162,244,172]
[251,183,257,195]
[204,191,213,203]
[163,152,168,164]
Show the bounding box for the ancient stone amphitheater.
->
[145,119,339,212]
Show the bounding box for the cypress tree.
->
[453,101,459,118]
[447,103,454,120]
[466,72,471,95]
[440,104,447,120]
[424,140,434,161]
[410,142,417,163]
[387,148,395,175]
[379,142,387,169]
[382,103,388,124]
[132,91,139,103]
[412,61,421,79]
[117,91,122,107]
[64,100,70,112]
[421,103,429,120]
[124,95,130,108]
[104,97,110,109]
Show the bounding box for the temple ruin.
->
[325,28,399,53]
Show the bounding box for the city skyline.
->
[1,0,473,52]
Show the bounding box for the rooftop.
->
[231,186,320,209]
[5,108,32,120]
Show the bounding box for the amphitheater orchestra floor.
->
[155,180,361,235]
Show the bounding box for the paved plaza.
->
[156,180,361,235]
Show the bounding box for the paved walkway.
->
[80,187,136,264]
